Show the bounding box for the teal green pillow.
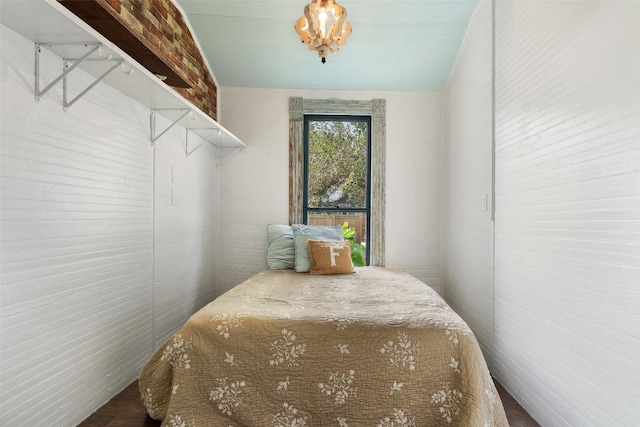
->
[266,225,295,269]
[292,224,344,273]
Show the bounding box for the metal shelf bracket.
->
[216,145,245,167]
[35,42,130,110]
[150,108,191,145]
[185,127,222,156]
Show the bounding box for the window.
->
[289,97,386,266]
[304,115,371,264]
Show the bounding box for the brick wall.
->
[78,0,218,119]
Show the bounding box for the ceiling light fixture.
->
[294,0,352,64]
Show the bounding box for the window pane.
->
[307,211,368,266]
[307,120,368,209]
[307,211,365,241]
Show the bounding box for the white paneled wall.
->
[152,118,221,347]
[0,24,221,426]
[384,92,443,291]
[492,1,640,426]
[215,88,291,293]
[442,0,494,364]
[0,25,153,426]
[218,87,444,294]
[444,1,640,425]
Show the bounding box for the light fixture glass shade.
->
[294,0,352,63]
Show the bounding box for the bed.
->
[138,266,508,426]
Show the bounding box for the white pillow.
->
[292,224,344,273]
[266,224,295,269]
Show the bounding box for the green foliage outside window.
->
[308,120,367,208]
[342,221,366,267]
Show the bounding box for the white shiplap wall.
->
[0,26,153,426]
[492,1,640,426]
[442,0,494,364]
[152,118,221,347]
[0,24,222,426]
[217,87,444,294]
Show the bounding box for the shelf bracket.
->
[35,42,99,100]
[63,58,123,110]
[216,146,245,167]
[35,42,129,110]
[185,129,203,157]
[185,127,223,157]
[150,108,191,145]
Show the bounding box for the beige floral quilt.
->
[139,267,508,427]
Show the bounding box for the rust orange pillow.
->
[306,240,354,275]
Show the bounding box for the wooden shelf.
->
[0,0,245,149]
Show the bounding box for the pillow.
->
[266,224,295,269]
[307,240,354,275]
[292,224,344,273]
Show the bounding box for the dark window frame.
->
[303,114,372,264]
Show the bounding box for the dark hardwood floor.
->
[493,381,541,427]
[79,379,540,426]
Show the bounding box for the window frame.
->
[289,97,386,266]
[303,114,372,264]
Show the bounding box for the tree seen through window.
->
[307,119,368,209]
[304,115,371,265]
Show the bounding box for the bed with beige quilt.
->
[139,267,508,426]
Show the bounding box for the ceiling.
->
[173,0,481,92]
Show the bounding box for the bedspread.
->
[139,267,508,426]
